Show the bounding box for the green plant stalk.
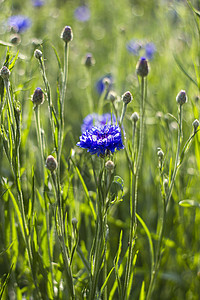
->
[3,80,41,298]
[89,164,109,300]
[123,76,146,299]
[38,56,55,148]
[146,104,183,300]
[85,67,94,114]
[120,103,127,126]
[34,105,44,178]
[51,172,75,299]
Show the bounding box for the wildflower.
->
[192,119,199,133]
[145,42,156,60]
[34,49,42,59]
[96,74,113,95]
[32,0,45,7]
[122,91,133,105]
[84,53,95,68]
[81,113,117,133]
[131,112,139,123]
[74,6,90,22]
[46,155,57,172]
[7,15,31,33]
[61,26,73,43]
[136,57,149,77]
[77,124,124,156]
[32,87,44,105]
[0,66,10,81]
[176,90,187,106]
[126,39,142,56]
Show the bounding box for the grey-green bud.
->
[131,112,139,123]
[192,119,199,132]
[136,57,149,77]
[122,91,133,105]
[34,49,42,59]
[0,66,10,80]
[32,88,44,106]
[61,26,73,43]
[176,90,187,106]
[46,155,57,172]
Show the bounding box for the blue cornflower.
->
[77,124,124,156]
[126,39,142,56]
[145,42,156,60]
[81,113,117,133]
[74,6,90,22]
[96,74,113,95]
[7,15,31,33]
[32,0,45,7]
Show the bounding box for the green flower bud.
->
[136,57,149,77]
[34,49,42,59]
[32,88,44,106]
[176,90,187,106]
[46,155,57,172]
[61,26,73,43]
[0,66,10,80]
[122,91,133,105]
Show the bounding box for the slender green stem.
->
[85,68,94,114]
[123,76,146,299]
[34,105,45,179]
[146,104,183,300]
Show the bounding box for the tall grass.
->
[1,0,200,299]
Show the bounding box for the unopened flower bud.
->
[157,149,164,160]
[122,91,133,105]
[84,53,95,67]
[32,87,44,105]
[192,119,199,132]
[136,57,149,77]
[105,160,115,172]
[46,155,57,172]
[0,66,10,80]
[61,26,73,43]
[163,178,169,193]
[34,49,42,59]
[108,91,117,102]
[103,77,111,89]
[131,112,139,123]
[72,218,78,227]
[10,34,21,45]
[176,90,187,106]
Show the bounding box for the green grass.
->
[1,0,200,299]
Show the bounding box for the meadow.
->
[0,0,200,299]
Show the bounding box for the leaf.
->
[139,281,146,300]
[179,199,200,208]
[173,54,198,87]
[186,0,200,18]
[100,267,114,296]
[136,213,154,273]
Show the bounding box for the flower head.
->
[81,113,116,133]
[77,124,124,156]
[7,15,31,33]
[126,39,142,56]
[84,53,95,68]
[32,0,45,7]
[145,42,156,60]
[74,6,90,22]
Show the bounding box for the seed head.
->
[131,112,139,123]
[34,49,42,59]
[0,66,10,80]
[105,160,115,172]
[61,26,73,43]
[122,91,133,105]
[192,119,199,133]
[46,155,57,172]
[32,87,44,105]
[136,57,149,77]
[176,90,187,106]
[84,53,95,68]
